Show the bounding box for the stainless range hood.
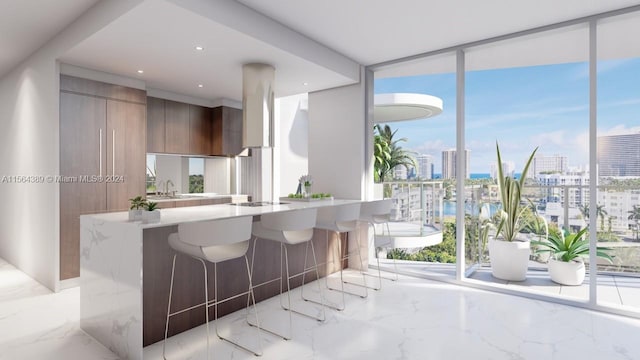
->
[242,63,275,148]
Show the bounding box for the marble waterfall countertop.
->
[86,198,361,228]
[79,198,363,360]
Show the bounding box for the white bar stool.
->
[359,199,397,290]
[314,203,366,311]
[250,208,325,340]
[163,216,262,359]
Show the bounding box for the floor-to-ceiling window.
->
[464,25,590,301]
[368,7,640,318]
[597,11,640,311]
[373,53,457,278]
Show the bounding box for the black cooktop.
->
[230,201,288,207]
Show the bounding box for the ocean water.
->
[470,173,490,179]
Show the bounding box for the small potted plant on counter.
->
[531,227,613,286]
[299,174,313,198]
[129,196,147,221]
[142,201,161,223]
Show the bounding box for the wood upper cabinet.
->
[146,97,165,153]
[189,104,213,155]
[212,106,244,156]
[164,100,190,154]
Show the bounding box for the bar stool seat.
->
[315,203,366,310]
[163,216,262,359]
[250,208,325,340]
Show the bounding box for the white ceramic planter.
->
[548,257,585,286]
[488,238,531,281]
[142,209,161,223]
[128,209,143,221]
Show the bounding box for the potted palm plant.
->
[128,196,147,221]
[142,201,161,223]
[488,143,537,281]
[532,227,613,285]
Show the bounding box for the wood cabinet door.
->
[223,107,243,155]
[146,97,165,153]
[164,100,190,154]
[106,100,147,211]
[59,92,107,280]
[212,106,243,156]
[189,105,212,155]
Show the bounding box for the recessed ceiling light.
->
[195,46,204,51]
[198,84,204,88]
[303,82,308,86]
[137,70,144,74]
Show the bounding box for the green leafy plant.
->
[495,142,537,242]
[129,196,147,210]
[145,201,158,211]
[373,124,415,182]
[288,193,304,199]
[531,227,613,263]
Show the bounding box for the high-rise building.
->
[490,161,515,179]
[416,154,434,179]
[531,154,568,178]
[442,149,470,179]
[598,133,640,177]
[393,165,408,180]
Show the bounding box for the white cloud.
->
[599,124,640,136]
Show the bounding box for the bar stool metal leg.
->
[280,243,326,322]
[162,254,177,360]
[213,257,263,356]
[326,231,368,299]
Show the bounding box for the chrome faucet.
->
[157,180,165,195]
[165,180,175,196]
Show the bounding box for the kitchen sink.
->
[147,194,202,200]
[230,201,288,207]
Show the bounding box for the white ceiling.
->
[239,0,640,66]
[0,0,100,77]
[59,0,355,102]
[3,0,640,102]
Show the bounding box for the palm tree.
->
[373,124,415,182]
[597,205,608,231]
[579,203,608,230]
[373,127,391,182]
[628,205,640,241]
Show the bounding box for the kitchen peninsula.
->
[80,199,364,360]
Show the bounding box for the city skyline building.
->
[416,154,434,179]
[598,133,640,177]
[490,161,515,179]
[442,149,470,179]
[531,154,568,178]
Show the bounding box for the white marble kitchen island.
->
[80,199,362,360]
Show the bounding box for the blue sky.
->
[375,58,640,174]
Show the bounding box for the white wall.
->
[274,94,309,198]
[0,0,143,291]
[204,157,231,194]
[308,80,366,200]
[154,155,187,194]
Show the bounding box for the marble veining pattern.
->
[0,258,117,360]
[80,216,143,360]
[2,258,640,359]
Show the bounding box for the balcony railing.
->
[380,180,640,274]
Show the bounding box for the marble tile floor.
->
[3,256,640,359]
[381,259,640,309]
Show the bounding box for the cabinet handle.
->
[112,129,116,176]
[99,129,103,177]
